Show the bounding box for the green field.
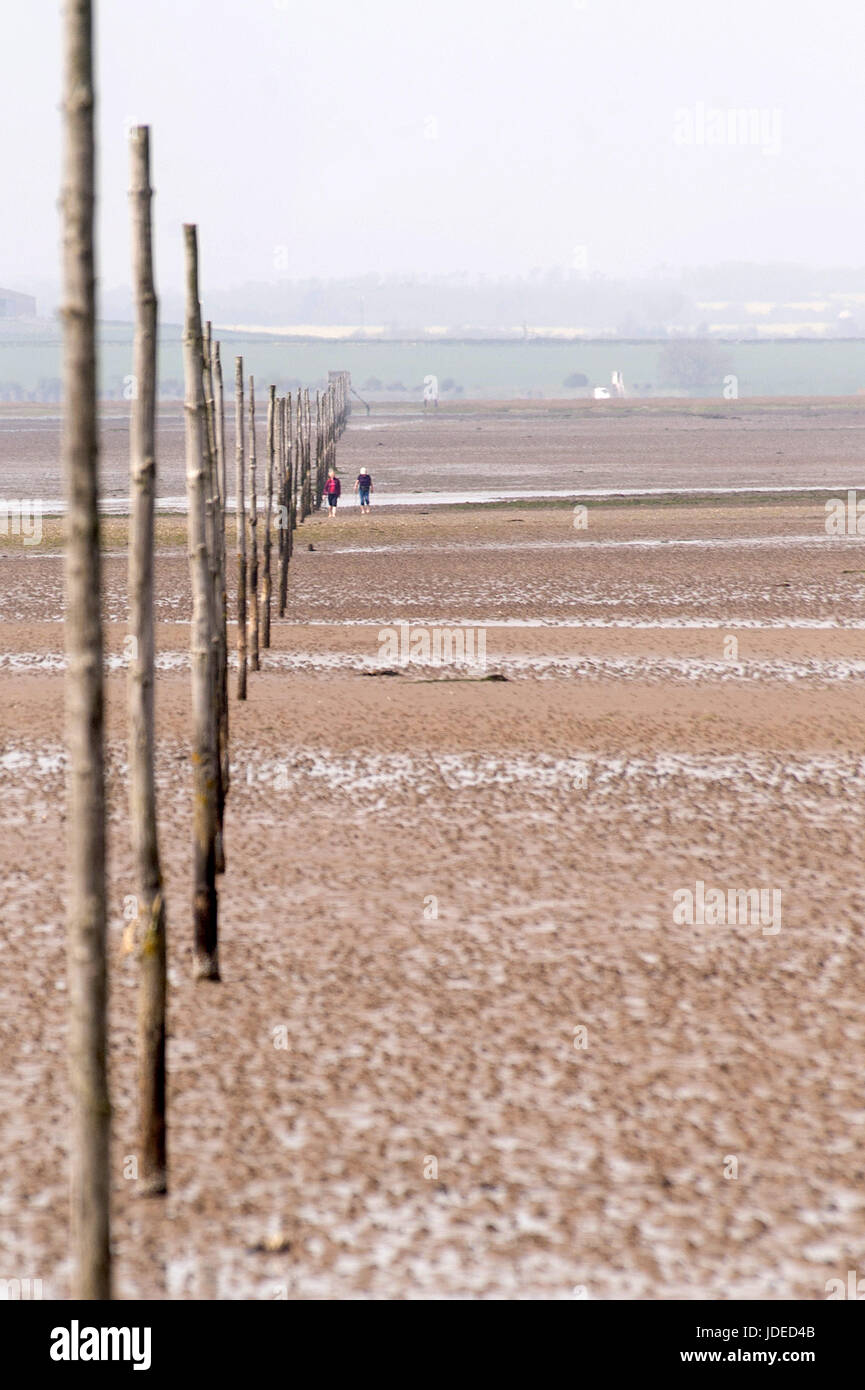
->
[3,323,865,400]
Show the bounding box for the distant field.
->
[3,324,865,400]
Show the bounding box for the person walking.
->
[324,468,341,517]
[354,468,373,514]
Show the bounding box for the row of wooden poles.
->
[184,227,349,994]
[62,0,349,1298]
[233,354,350,702]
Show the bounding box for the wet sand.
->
[1,404,864,1299]
[4,395,865,501]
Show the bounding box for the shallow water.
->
[25,483,864,516]
[3,648,863,684]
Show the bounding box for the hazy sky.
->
[4,0,865,306]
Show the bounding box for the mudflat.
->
[1,403,863,1298]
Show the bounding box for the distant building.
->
[593,372,626,400]
[0,287,36,318]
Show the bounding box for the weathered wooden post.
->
[284,393,294,554]
[248,376,260,671]
[183,225,219,981]
[298,390,307,522]
[234,356,248,699]
[214,344,227,508]
[213,341,229,833]
[308,389,313,510]
[302,389,309,519]
[201,324,225,874]
[314,390,322,510]
[62,0,111,1299]
[329,370,350,435]
[128,125,166,1197]
[262,385,275,647]
[294,394,301,525]
[329,370,348,437]
[322,388,330,502]
[323,387,331,485]
[301,390,306,514]
[328,385,336,474]
[291,390,300,530]
[324,388,333,498]
[278,391,292,614]
[276,393,285,571]
[287,391,296,551]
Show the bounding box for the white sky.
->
[4,0,865,302]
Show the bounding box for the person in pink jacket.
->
[324,468,341,517]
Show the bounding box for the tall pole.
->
[262,384,275,648]
[128,125,166,1196]
[213,341,229,832]
[298,390,307,522]
[289,391,296,553]
[201,323,225,874]
[291,389,300,527]
[278,391,292,615]
[234,356,248,699]
[248,377,260,672]
[305,389,312,518]
[183,226,219,981]
[61,0,111,1299]
[314,390,322,510]
[328,386,335,476]
[276,393,285,572]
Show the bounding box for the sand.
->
[0,401,864,1299]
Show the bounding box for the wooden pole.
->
[322,388,330,507]
[301,389,309,520]
[288,393,294,565]
[62,0,111,1301]
[214,344,228,511]
[324,387,330,486]
[201,324,225,874]
[183,226,219,981]
[298,390,307,522]
[291,390,300,531]
[248,376,260,671]
[213,341,230,824]
[262,384,275,648]
[234,356,248,699]
[302,389,307,517]
[278,392,291,615]
[314,390,322,510]
[306,389,312,515]
[329,387,334,476]
[202,323,218,552]
[329,369,349,436]
[276,393,285,571]
[328,385,335,475]
[322,388,329,505]
[128,125,166,1197]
